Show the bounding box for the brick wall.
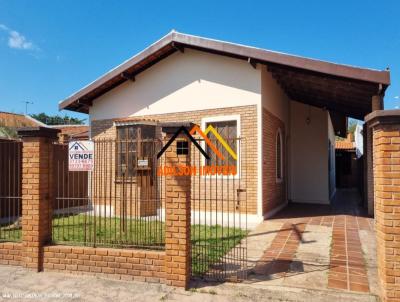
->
[164,136,191,288]
[367,111,400,302]
[262,108,286,216]
[91,105,258,215]
[20,129,58,271]
[43,245,165,282]
[0,242,22,266]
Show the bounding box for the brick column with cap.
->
[18,127,59,271]
[366,110,400,302]
[162,130,192,289]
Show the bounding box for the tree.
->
[30,113,86,125]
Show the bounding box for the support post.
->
[365,110,400,302]
[163,134,191,288]
[18,127,59,271]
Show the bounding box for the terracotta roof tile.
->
[335,140,355,150]
[0,112,44,128]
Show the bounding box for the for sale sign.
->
[68,141,94,171]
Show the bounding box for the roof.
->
[48,124,89,136]
[335,140,355,151]
[0,111,46,128]
[59,31,391,120]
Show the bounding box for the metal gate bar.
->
[0,140,22,242]
[191,137,248,281]
[52,138,165,249]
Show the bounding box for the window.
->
[276,129,283,181]
[176,140,189,155]
[202,116,239,172]
[116,124,156,178]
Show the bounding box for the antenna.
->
[23,101,34,115]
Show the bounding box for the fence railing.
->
[190,137,248,281]
[52,138,165,249]
[0,140,22,242]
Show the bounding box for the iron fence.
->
[0,140,22,242]
[190,137,248,281]
[52,138,165,249]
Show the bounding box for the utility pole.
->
[24,101,33,115]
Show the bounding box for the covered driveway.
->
[246,189,378,297]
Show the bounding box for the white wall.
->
[89,49,261,121]
[261,66,290,124]
[289,101,331,204]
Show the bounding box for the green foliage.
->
[0,124,18,139]
[348,119,358,135]
[30,113,85,125]
[1,214,248,275]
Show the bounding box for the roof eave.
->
[59,31,391,113]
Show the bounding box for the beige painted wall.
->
[328,113,336,199]
[261,66,290,125]
[289,101,332,204]
[89,49,261,121]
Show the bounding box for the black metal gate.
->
[52,138,165,249]
[190,137,248,282]
[0,140,22,242]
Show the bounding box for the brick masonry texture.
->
[0,242,22,266]
[21,136,55,271]
[372,123,400,302]
[43,245,165,283]
[164,137,191,288]
[91,105,258,215]
[262,108,286,216]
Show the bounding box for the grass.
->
[0,214,247,275]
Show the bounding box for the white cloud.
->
[395,96,399,99]
[395,106,399,109]
[0,23,38,51]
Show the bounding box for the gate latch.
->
[236,189,246,209]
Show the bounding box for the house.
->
[0,111,46,139]
[47,124,89,143]
[335,133,360,189]
[59,31,390,226]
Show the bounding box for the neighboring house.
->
[59,31,390,224]
[47,125,89,143]
[335,134,360,189]
[0,111,46,139]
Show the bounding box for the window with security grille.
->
[205,120,238,169]
[116,124,156,177]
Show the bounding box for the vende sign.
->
[68,141,94,171]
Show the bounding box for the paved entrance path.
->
[246,189,379,298]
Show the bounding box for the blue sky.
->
[0,0,399,123]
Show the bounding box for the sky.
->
[0,0,399,123]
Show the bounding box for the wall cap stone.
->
[365,110,400,128]
[17,126,60,139]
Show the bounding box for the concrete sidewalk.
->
[0,265,379,302]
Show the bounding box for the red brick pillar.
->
[366,110,400,302]
[163,134,191,288]
[18,127,59,271]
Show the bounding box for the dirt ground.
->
[0,265,379,302]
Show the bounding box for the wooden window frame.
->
[200,115,241,179]
[115,124,156,181]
